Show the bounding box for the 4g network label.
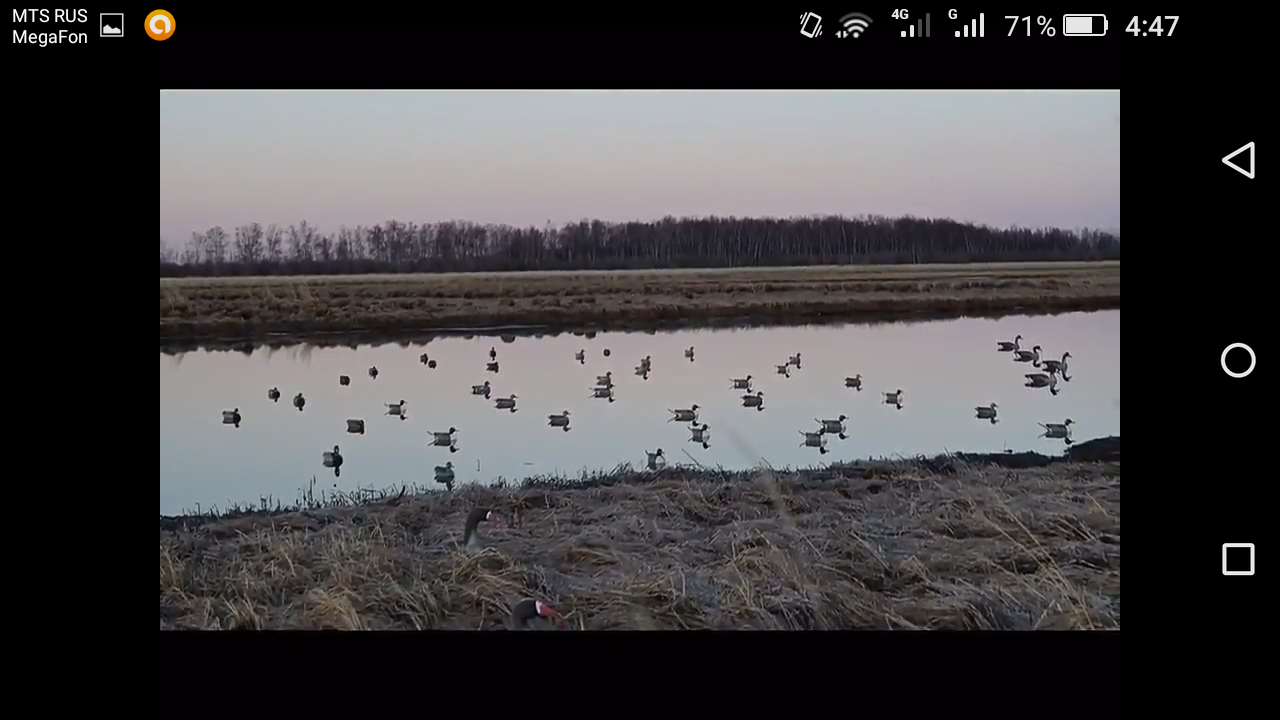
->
[13,9,91,48]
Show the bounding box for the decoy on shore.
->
[975,403,999,423]
[494,394,518,412]
[267,387,280,402]
[293,393,306,411]
[575,349,586,364]
[339,375,350,386]
[386,400,407,419]
[509,598,562,630]
[1014,345,1042,364]
[730,375,753,390]
[471,380,492,396]
[346,418,366,434]
[741,391,764,410]
[322,445,343,477]
[817,415,848,439]
[221,408,241,428]
[997,335,1023,352]
[669,405,700,423]
[548,411,571,431]
[685,346,695,361]
[434,461,455,492]
[487,361,500,373]
[844,374,863,391]
[689,423,711,449]
[596,372,613,388]
[645,448,666,470]
[462,506,506,552]
[590,385,615,402]
[368,366,379,379]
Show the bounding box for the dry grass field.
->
[160,450,1121,631]
[159,261,1120,346]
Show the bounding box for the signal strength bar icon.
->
[956,13,985,37]
[835,13,872,38]
[901,13,930,37]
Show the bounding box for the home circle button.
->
[1221,343,1256,379]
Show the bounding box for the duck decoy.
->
[575,349,586,364]
[596,372,613,388]
[267,387,280,402]
[494,394,518,412]
[590,385,615,402]
[486,361,500,373]
[844,374,863,391]
[548,411,571,431]
[645,448,666,471]
[689,423,710,449]
[428,359,438,369]
[385,400,407,419]
[434,461,455,492]
[1039,419,1074,434]
[997,335,1023,352]
[634,366,650,379]
[817,415,848,439]
[1014,345,1042,364]
[776,364,791,377]
[368,366,379,379]
[668,405,699,423]
[800,431,829,454]
[730,375,753,390]
[430,427,459,452]
[489,346,497,361]
[883,389,904,408]
[603,348,611,357]
[685,346,695,361]
[346,418,366,434]
[975,403,999,423]
[1041,352,1072,375]
[339,375,350,386]
[741,391,764,410]
[462,506,506,552]
[471,380,492,396]
[510,598,562,630]
[221,408,241,428]
[322,445,343,477]
[293,393,306,411]
[788,353,802,367]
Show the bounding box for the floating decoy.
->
[639,355,652,369]
[1014,345,1042,364]
[776,364,791,377]
[590,385,615,402]
[596,371,613,388]
[669,405,699,422]
[689,423,710,449]
[575,349,586,363]
[293,393,306,411]
[434,461,455,491]
[462,506,506,552]
[788,353,802,367]
[368,366,379,379]
[471,381,491,396]
[817,415,848,438]
[1025,373,1060,395]
[975,403,999,423]
[685,346,695,361]
[509,598,562,630]
[730,375,753,390]
[1041,352,1072,375]
[741,391,764,410]
[346,419,366,434]
[486,361,500,373]
[844,374,863,390]
[420,353,430,365]
[1040,419,1074,434]
[430,427,459,452]
[428,359,437,369]
[548,411,571,431]
[489,346,497,361]
[603,348,611,357]
[267,387,280,402]
[221,408,241,428]
[800,430,829,454]
[997,335,1023,352]
[634,366,650,379]
[645,448,665,471]
[494,394,518,412]
[385,400,407,419]
[883,389,904,407]
[339,375,350,386]
[322,445,343,477]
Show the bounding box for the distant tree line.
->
[158,216,1120,277]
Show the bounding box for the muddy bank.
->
[160,442,1120,630]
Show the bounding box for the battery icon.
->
[1062,14,1107,36]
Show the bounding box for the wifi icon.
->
[835,13,872,38]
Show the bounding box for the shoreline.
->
[159,261,1120,351]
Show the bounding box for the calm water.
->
[159,311,1120,515]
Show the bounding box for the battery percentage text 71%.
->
[1006,16,1055,36]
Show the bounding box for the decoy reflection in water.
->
[221,408,241,428]
[575,349,586,364]
[817,415,848,439]
[434,461,455,492]
[997,334,1023,352]
[346,418,366,434]
[730,375,753,390]
[386,400,407,419]
[368,366,379,379]
[590,385,615,402]
[741,391,764,411]
[883,390,904,409]
[322,445,343,477]
[645,448,665,470]
[548,411,571,431]
[844,374,863,391]
[462,506,506,553]
[975,403,999,424]
[596,371,613,387]
[776,364,791,377]
[267,387,280,402]
[494,394,518,412]
[471,380,491,396]
[689,423,710,449]
[1014,345,1042,364]
[800,430,829,454]
[685,346,695,361]
[339,375,350,386]
[486,361,500,373]
[509,598,562,630]
[430,427,459,452]
[669,405,699,423]
[293,393,306,411]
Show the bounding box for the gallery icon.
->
[146,9,175,41]
[100,13,124,37]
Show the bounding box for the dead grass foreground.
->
[159,262,1120,345]
[160,459,1121,630]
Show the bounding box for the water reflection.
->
[159,311,1120,515]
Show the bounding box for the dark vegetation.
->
[159,215,1121,277]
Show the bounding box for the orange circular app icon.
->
[146,10,175,40]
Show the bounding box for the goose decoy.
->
[1039,419,1074,434]
[1041,352,1072,375]
[634,366,650,379]
[430,427,459,452]
[322,445,343,477]
[639,355,652,369]
[776,364,791,377]
[1013,345,1042,364]
[603,348,611,357]
[267,387,280,402]
[489,346,497,361]
[741,391,764,410]
[975,403,998,423]
[589,385,615,402]
[339,375,350,386]
[486,361,500,373]
[420,353,430,365]
[368,366,379,379]
[510,598,562,630]
[997,335,1023,352]
[221,408,241,428]
[293,393,306,411]
[548,411,571,431]
[689,423,710,449]
[596,372,613,387]
[1025,373,1061,395]
[799,431,829,454]
[575,349,586,364]
[817,415,848,439]
[471,380,492,396]
[730,375,753,390]
[788,352,802,367]
[685,346,695,361]
[844,374,863,391]
[645,448,665,470]
[883,389,904,407]
[434,461,455,491]
[385,400,407,419]
[494,394,518,412]
[462,506,506,552]
[346,418,366,434]
[668,405,699,422]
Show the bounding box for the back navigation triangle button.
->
[1223,142,1255,179]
